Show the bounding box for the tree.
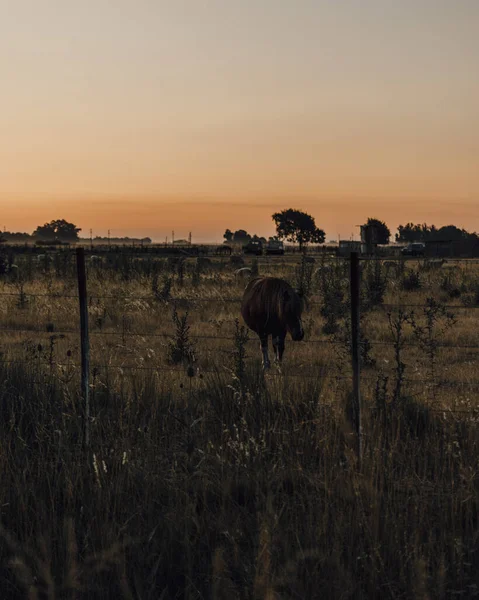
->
[396,223,423,243]
[364,218,391,245]
[223,229,233,242]
[232,229,251,243]
[395,223,457,243]
[272,208,325,250]
[433,225,468,241]
[33,219,81,242]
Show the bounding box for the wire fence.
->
[1,254,478,425]
[1,325,479,351]
[1,289,479,310]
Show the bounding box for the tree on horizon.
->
[272,208,325,250]
[33,219,81,242]
[395,223,476,243]
[223,229,233,242]
[364,218,391,245]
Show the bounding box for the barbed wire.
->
[0,357,345,380]
[0,291,478,313]
[0,325,478,350]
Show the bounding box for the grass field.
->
[0,251,478,599]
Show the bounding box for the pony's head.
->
[282,287,304,341]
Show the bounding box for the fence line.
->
[1,252,478,459]
[0,289,478,311]
[2,357,479,391]
[0,357,344,380]
[0,325,478,350]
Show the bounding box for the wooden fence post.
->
[350,252,362,468]
[76,248,90,449]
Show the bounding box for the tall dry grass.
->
[0,252,478,598]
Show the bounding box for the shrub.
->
[401,270,421,291]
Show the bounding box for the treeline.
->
[1,215,478,247]
[0,219,151,245]
[395,224,478,243]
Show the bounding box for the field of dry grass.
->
[0,251,478,598]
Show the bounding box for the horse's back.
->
[241,277,292,334]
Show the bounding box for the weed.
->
[294,253,314,297]
[176,257,186,286]
[232,318,249,384]
[412,298,457,391]
[192,258,202,287]
[250,258,259,278]
[363,259,387,310]
[168,306,196,365]
[387,309,415,404]
[152,274,173,302]
[319,263,348,334]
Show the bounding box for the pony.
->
[241,277,304,369]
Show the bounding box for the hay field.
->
[0,251,478,599]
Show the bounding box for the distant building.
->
[338,240,362,257]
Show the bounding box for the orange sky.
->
[1,1,478,241]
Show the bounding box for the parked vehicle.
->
[265,240,285,255]
[401,242,426,257]
[243,240,263,255]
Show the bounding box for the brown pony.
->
[241,277,304,369]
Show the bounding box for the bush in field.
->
[362,260,387,310]
[440,273,463,299]
[412,298,456,389]
[294,253,314,298]
[401,269,421,291]
[152,274,173,302]
[318,264,348,334]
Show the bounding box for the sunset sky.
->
[1,1,478,242]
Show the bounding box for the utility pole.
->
[89,228,93,251]
[108,229,111,249]
[172,231,174,245]
[188,231,192,245]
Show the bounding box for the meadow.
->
[0,249,478,599]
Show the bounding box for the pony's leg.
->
[260,334,270,369]
[273,332,286,362]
